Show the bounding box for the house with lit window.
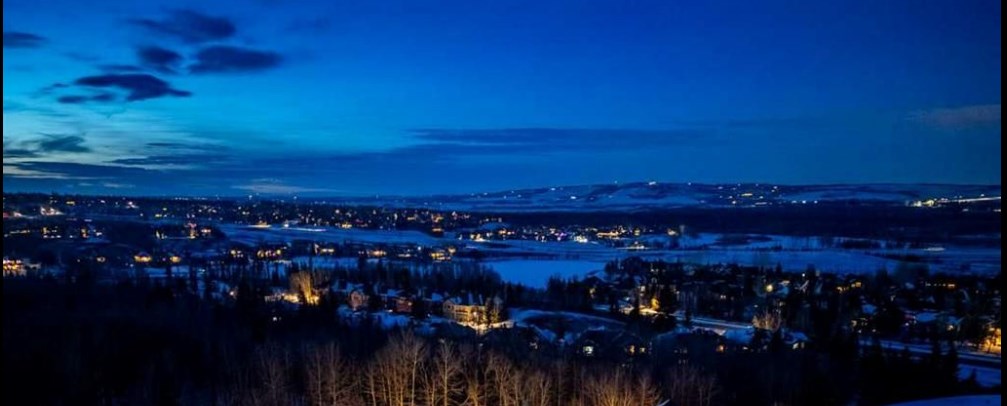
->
[442,293,502,324]
[573,329,650,360]
[348,287,369,311]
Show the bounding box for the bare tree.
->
[753,310,783,332]
[460,345,485,406]
[429,341,465,406]
[305,343,361,406]
[485,352,521,406]
[365,332,427,406]
[583,369,661,406]
[253,344,292,406]
[664,365,719,406]
[290,271,319,305]
[521,369,553,406]
[462,370,485,406]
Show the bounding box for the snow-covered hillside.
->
[320,182,1001,212]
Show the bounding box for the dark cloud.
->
[137,46,183,74]
[73,74,191,101]
[35,134,91,153]
[909,104,1001,130]
[2,100,71,118]
[109,153,230,166]
[56,95,90,104]
[98,64,145,73]
[57,92,117,104]
[3,100,25,112]
[190,46,282,74]
[6,161,150,179]
[92,93,117,102]
[146,142,191,148]
[38,83,70,94]
[145,141,229,152]
[2,149,39,158]
[131,9,236,44]
[285,16,333,35]
[252,128,714,172]
[3,31,46,48]
[3,141,39,158]
[64,52,101,62]
[409,128,707,152]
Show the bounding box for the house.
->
[443,293,502,324]
[378,288,416,314]
[394,295,414,314]
[133,252,153,264]
[653,330,726,363]
[482,326,553,353]
[981,322,1001,354]
[3,258,41,277]
[255,244,287,260]
[314,244,338,256]
[784,331,810,350]
[443,293,485,324]
[572,329,650,360]
[910,311,962,334]
[348,288,369,311]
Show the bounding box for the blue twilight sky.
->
[3,0,1002,196]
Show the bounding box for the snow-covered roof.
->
[915,311,939,324]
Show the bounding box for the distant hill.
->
[319,182,1002,212]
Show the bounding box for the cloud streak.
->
[137,46,183,74]
[109,153,230,167]
[73,73,191,101]
[131,10,236,44]
[98,64,144,73]
[3,31,46,48]
[909,104,1001,130]
[190,46,282,74]
[57,92,116,104]
[233,178,334,195]
[409,128,709,153]
[5,161,149,179]
[35,134,91,153]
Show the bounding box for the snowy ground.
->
[509,308,625,344]
[959,366,1002,388]
[216,223,999,282]
[485,259,605,287]
[888,395,1001,406]
[218,224,440,245]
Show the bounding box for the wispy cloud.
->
[190,46,282,74]
[233,178,334,194]
[407,128,710,154]
[3,141,39,158]
[72,73,191,102]
[137,46,184,74]
[108,153,230,168]
[909,104,1001,130]
[34,134,91,153]
[5,161,150,179]
[131,10,236,44]
[4,134,92,157]
[3,31,46,48]
[98,64,145,73]
[57,93,116,104]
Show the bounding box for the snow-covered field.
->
[217,223,999,283]
[322,183,1001,212]
[219,224,439,245]
[476,240,999,282]
[959,366,1001,388]
[484,259,605,287]
[888,395,1001,406]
